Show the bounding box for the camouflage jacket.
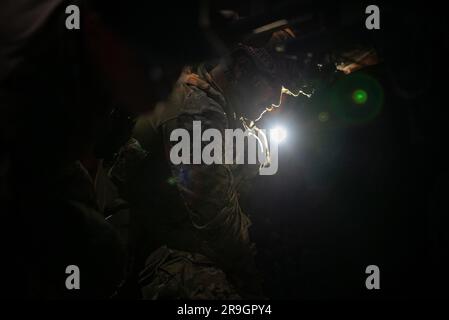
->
[132,64,261,297]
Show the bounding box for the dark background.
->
[225,1,449,299]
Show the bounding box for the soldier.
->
[130,30,299,299]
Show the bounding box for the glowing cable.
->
[239,86,313,168]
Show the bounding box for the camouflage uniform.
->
[131,64,262,299]
[139,246,240,300]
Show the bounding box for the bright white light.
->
[270,126,287,143]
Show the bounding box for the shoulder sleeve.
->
[161,89,251,246]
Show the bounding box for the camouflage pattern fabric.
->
[139,246,240,300]
[132,65,263,298]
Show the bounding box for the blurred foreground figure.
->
[0,0,211,298]
[130,30,299,299]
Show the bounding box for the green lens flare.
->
[329,73,384,124]
[352,89,368,104]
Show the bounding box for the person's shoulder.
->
[166,66,225,116]
[182,85,225,116]
[160,68,229,129]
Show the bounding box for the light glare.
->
[270,126,287,143]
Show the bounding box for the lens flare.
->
[330,73,383,124]
[352,89,368,104]
[318,112,330,122]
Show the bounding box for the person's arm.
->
[160,91,265,296]
[162,107,251,247]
